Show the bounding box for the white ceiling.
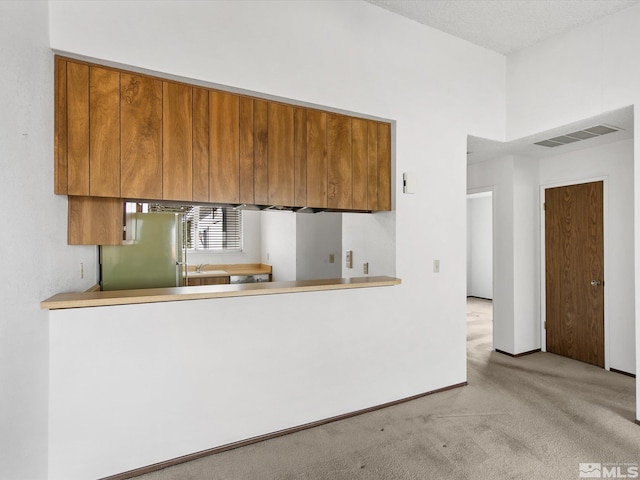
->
[364,0,638,55]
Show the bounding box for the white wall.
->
[512,155,540,353]
[296,212,342,281]
[468,156,515,353]
[467,195,493,299]
[539,139,635,374]
[0,2,97,479]
[188,209,262,266]
[260,211,297,281]
[48,1,506,478]
[506,3,640,412]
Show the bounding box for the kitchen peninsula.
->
[42,276,401,309]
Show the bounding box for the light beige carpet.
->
[136,298,639,479]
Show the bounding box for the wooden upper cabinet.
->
[239,97,255,205]
[54,58,68,195]
[306,110,327,208]
[120,73,163,199]
[68,196,123,246]
[54,56,393,213]
[377,122,392,211]
[89,66,121,197]
[268,102,295,206]
[66,62,90,196]
[254,100,269,205]
[293,108,307,207]
[327,113,352,210]
[192,87,210,203]
[210,91,240,204]
[351,118,368,211]
[57,59,121,198]
[367,121,379,211]
[163,82,193,201]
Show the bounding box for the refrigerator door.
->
[101,213,183,291]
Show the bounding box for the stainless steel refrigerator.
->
[101,212,185,291]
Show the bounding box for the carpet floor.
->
[137,298,639,479]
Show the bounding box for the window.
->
[144,203,242,251]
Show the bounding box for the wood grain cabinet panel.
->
[54,58,68,195]
[294,108,307,207]
[306,110,327,208]
[89,66,121,197]
[239,97,255,205]
[351,118,368,211]
[377,122,392,211]
[210,91,240,204]
[367,121,379,211]
[121,73,163,199]
[327,113,352,210]
[268,103,295,206]
[192,87,210,202]
[254,100,269,205]
[66,62,90,196]
[68,196,123,245]
[163,82,193,201]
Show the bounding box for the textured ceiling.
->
[364,0,639,54]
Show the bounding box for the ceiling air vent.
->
[534,124,621,148]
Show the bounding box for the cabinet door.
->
[294,108,307,207]
[327,113,352,210]
[239,97,255,204]
[68,196,123,245]
[163,82,193,201]
[210,91,240,204]
[254,100,269,205]
[54,57,68,195]
[377,122,392,211]
[306,110,327,208]
[351,118,368,211]
[367,121,379,211]
[121,73,163,199]
[192,87,210,203]
[67,62,90,196]
[268,103,295,206]
[90,66,121,197]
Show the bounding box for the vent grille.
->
[534,124,621,148]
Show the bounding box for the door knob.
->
[590,280,602,286]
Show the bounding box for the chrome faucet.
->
[196,264,204,273]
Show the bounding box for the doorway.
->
[467,190,494,351]
[543,181,605,367]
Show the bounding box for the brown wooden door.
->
[545,181,604,367]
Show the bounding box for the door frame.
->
[539,176,610,370]
[467,185,495,348]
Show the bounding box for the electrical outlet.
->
[329,254,335,264]
[363,262,369,274]
[433,259,440,273]
[346,250,353,269]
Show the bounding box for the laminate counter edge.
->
[41,276,401,310]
